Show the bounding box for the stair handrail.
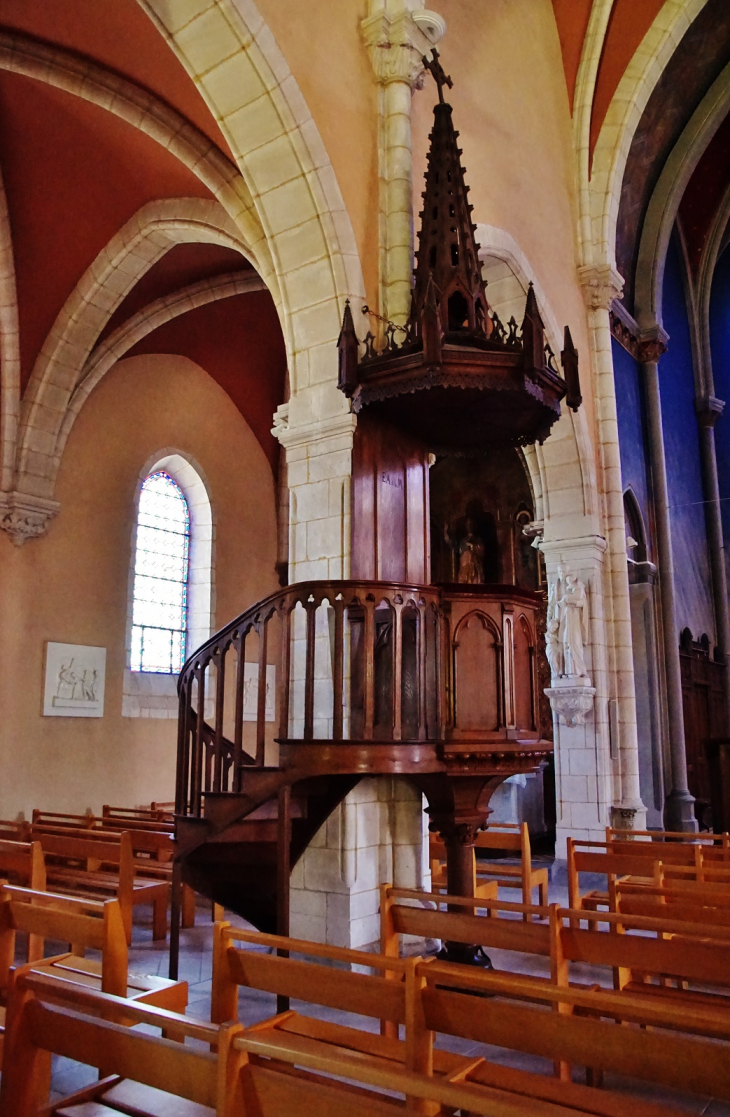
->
[176,579,445,816]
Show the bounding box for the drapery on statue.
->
[546,566,589,678]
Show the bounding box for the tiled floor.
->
[8,864,730,1115]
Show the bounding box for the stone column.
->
[640,339,697,831]
[541,538,613,857]
[696,395,730,735]
[361,3,445,326]
[578,264,646,829]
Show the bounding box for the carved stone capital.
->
[361,8,445,87]
[695,394,725,429]
[577,264,624,310]
[544,680,595,727]
[0,491,59,545]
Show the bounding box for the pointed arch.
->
[16,199,251,499]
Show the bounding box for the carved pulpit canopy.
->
[338,50,581,452]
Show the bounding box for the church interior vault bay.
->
[1,0,730,975]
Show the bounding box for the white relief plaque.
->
[43,642,106,718]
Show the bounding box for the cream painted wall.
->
[0,353,278,818]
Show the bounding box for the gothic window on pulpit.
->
[131,470,191,674]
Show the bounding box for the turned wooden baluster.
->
[278,604,292,744]
[256,615,269,765]
[391,597,403,741]
[212,649,226,792]
[332,594,345,740]
[303,595,317,739]
[191,663,206,816]
[417,601,427,741]
[363,595,376,740]
[232,631,246,790]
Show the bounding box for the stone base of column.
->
[610,802,647,831]
[664,788,698,833]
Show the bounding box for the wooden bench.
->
[0,839,46,892]
[31,821,196,929]
[103,802,175,825]
[568,838,666,912]
[211,921,716,1116]
[0,972,230,1117]
[0,818,31,843]
[2,963,714,1117]
[32,807,174,835]
[0,885,187,1071]
[431,821,548,912]
[32,829,169,943]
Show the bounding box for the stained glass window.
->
[131,471,190,674]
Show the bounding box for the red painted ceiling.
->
[124,292,286,472]
[0,72,213,388]
[0,0,231,156]
[550,0,592,112]
[99,244,253,345]
[679,111,730,276]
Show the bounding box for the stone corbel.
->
[577,263,624,311]
[695,394,725,429]
[544,677,596,728]
[0,491,59,545]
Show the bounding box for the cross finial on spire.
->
[422,48,452,103]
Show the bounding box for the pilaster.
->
[361,4,445,327]
[577,264,646,831]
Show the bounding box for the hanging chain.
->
[361,305,409,335]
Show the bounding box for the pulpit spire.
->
[412,51,491,341]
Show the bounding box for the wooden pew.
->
[32,807,174,835]
[212,922,710,1116]
[32,829,168,943]
[413,956,730,1107]
[607,826,730,849]
[612,877,730,926]
[103,802,175,824]
[0,972,232,1117]
[567,838,665,912]
[0,819,30,843]
[3,963,713,1117]
[0,839,46,892]
[0,885,187,1071]
[431,821,549,911]
[31,821,196,929]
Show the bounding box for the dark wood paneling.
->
[351,413,430,582]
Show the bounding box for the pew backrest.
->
[212,921,409,1035]
[0,971,234,1117]
[380,884,551,961]
[0,840,45,892]
[0,884,128,995]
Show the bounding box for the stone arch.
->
[62,270,268,460]
[17,198,252,500]
[572,0,614,261]
[587,0,709,271]
[0,29,271,289]
[476,223,597,525]
[0,164,19,493]
[634,62,730,330]
[138,0,367,402]
[698,181,730,393]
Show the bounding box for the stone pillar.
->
[640,341,697,831]
[696,395,730,735]
[541,539,614,857]
[578,264,646,830]
[361,3,445,326]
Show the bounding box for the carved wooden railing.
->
[176,581,444,816]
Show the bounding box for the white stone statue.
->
[546,567,589,679]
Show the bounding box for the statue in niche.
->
[547,567,589,678]
[456,517,486,584]
[443,500,497,584]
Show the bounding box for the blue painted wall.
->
[661,234,715,643]
[709,243,730,592]
[612,337,651,530]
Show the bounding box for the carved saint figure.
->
[456,518,485,584]
[546,567,589,679]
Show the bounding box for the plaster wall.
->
[0,353,278,818]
